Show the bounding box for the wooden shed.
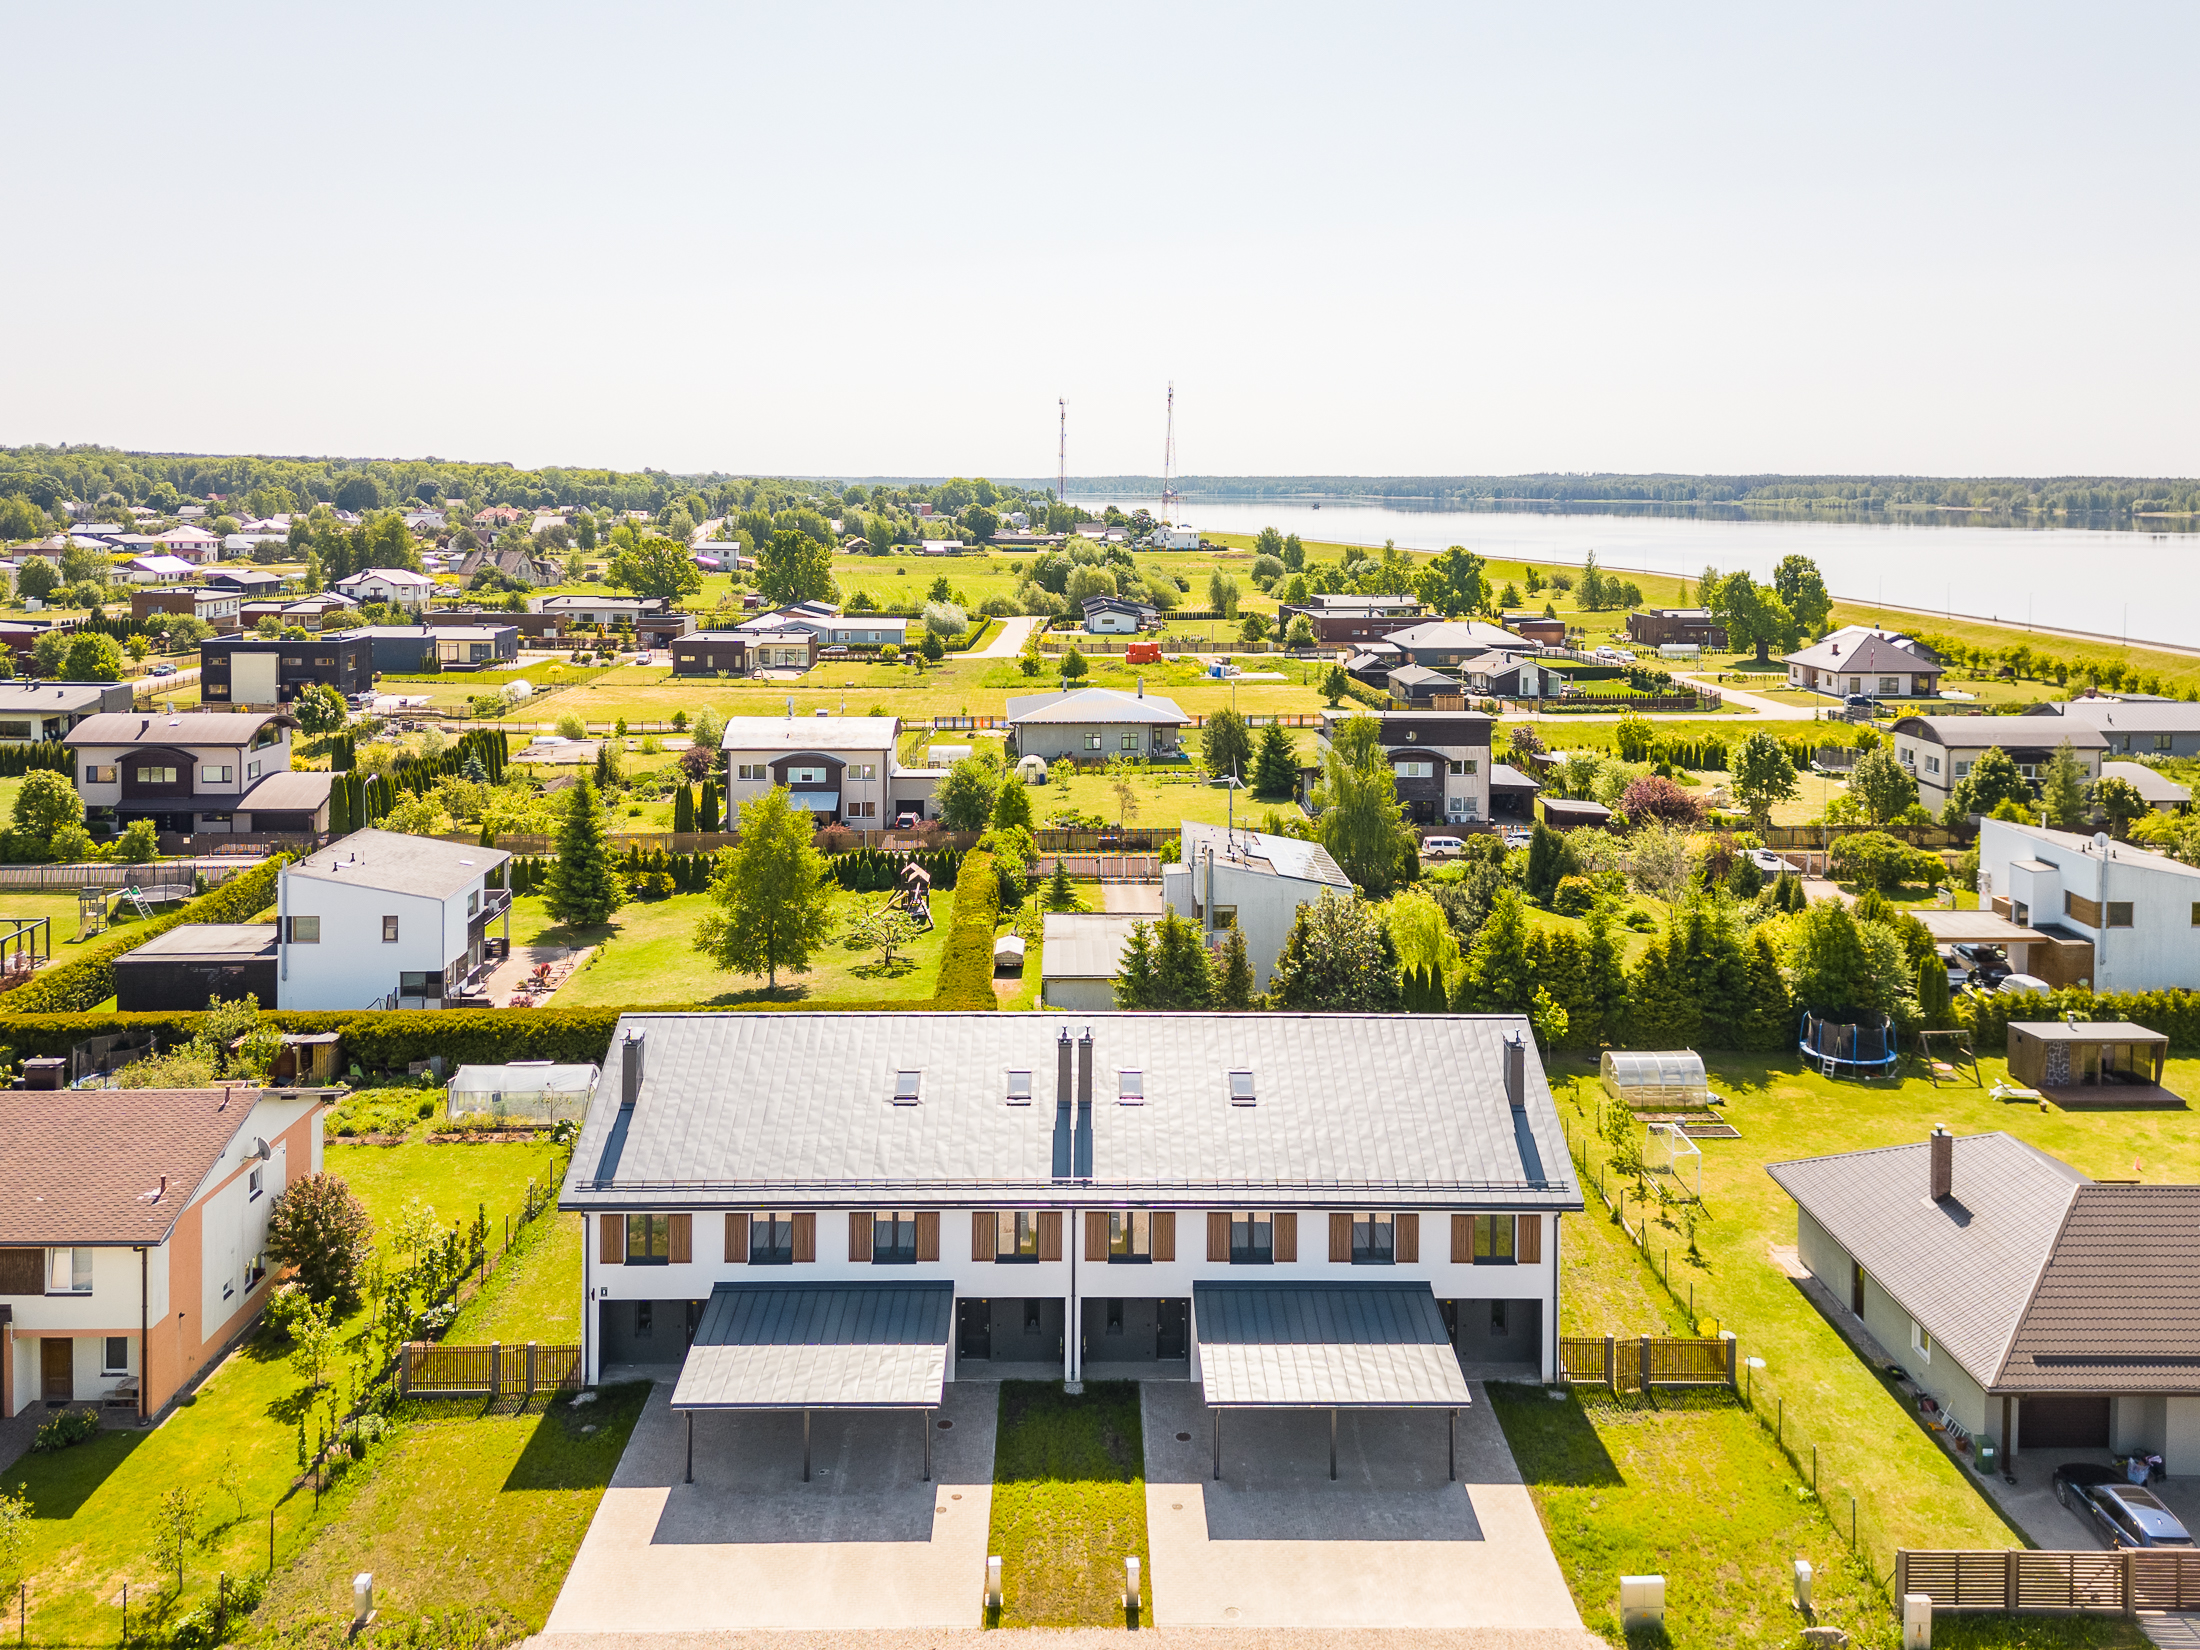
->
[2006,1020,2167,1092]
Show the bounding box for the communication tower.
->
[1160,381,1179,523]
[1058,398,1067,506]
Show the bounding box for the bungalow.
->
[1891,715,2106,812]
[1383,621,1530,671]
[742,608,911,652]
[202,568,287,598]
[670,632,753,678]
[1038,913,1147,1010]
[1082,596,1158,634]
[1626,608,1727,650]
[124,555,201,584]
[335,568,437,611]
[1274,596,1427,648]
[1500,614,1567,647]
[2047,695,2200,759]
[560,1012,1579,1404]
[1782,629,1942,700]
[1006,686,1191,763]
[1386,664,1460,708]
[2098,760,2189,813]
[1770,1128,2200,1470]
[1,1085,330,1419]
[1163,821,1355,989]
[277,829,514,1010]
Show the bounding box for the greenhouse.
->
[1599,1050,1712,1111]
[446,1060,600,1125]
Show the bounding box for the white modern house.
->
[561,1013,1578,1424]
[1890,715,2108,813]
[1162,822,1355,990]
[1781,628,1943,699]
[2,1085,327,1419]
[277,829,513,1009]
[336,567,437,611]
[0,681,135,744]
[1976,817,2200,992]
[720,715,941,825]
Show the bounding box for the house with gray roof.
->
[1770,1127,2200,1471]
[1891,714,2108,813]
[560,1012,1579,1445]
[1382,620,1528,670]
[1006,686,1190,763]
[1163,821,1353,990]
[1782,629,1943,699]
[2047,693,2200,759]
[2099,760,2189,813]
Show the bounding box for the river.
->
[1064,496,2195,649]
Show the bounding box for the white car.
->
[1500,827,1533,850]
[1421,836,1466,858]
[1998,973,2055,995]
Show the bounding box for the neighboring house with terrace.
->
[65,709,325,837]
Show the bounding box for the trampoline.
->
[1799,1009,1897,1078]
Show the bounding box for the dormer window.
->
[1005,1070,1032,1105]
[892,1070,923,1106]
[1228,1070,1256,1106]
[1118,1070,1144,1105]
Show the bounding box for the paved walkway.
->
[1672,673,1819,719]
[979,615,1042,658]
[542,1378,997,1634]
[1141,1382,1582,1630]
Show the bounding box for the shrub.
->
[32,1406,100,1452]
[1551,875,1598,918]
[265,1173,373,1315]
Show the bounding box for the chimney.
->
[1057,1027,1073,1111]
[1077,1028,1093,1111]
[1504,1033,1525,1110]
[1075,1028,1094,1181]
[1929,1125,1953,1202]
[620,1028,646,1108]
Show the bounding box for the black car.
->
[2054,1463,2195,1548]
[1952,943,2011,987]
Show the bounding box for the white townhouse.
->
[335,567,437,611]
[2,1085,328,1419]
[561,1012,1580,1467]
[720,714,940,825]
[1976,817,2200,993]
[276,829,513,1010]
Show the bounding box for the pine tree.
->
[543,778,626,928]
[1458,889,1535,1013]
[1216,926,1255,1009]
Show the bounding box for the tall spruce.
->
[543,777,626,928]
[1457,889,1535,1013]
[1269,889,1403,1011]
[1624,920,1703,1048]
[673,784,696,833]
[1215,926,1255,1009]
[1115,911,1216,1009]
[1739,931,1794,1050]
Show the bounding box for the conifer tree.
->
[1536,926,1594,1050]
[1740,930,1794,1051]
[544,777,626,928]
[1580,902,1628,1048]
[699,781,721,833]
[1457,889,1536,1013]
[1215,926,1255,1009]
[1250,722,1299,800]
[673,783,695,834]
[1624,921,1703,1048]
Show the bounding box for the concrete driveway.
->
[543,1378,996,1633]
[1141,1380,1583,1630]
[980,615,1042,658]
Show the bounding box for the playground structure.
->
[1799,1008,1899,1079]
[1917,1028,1982,1087]
[1645,1122,1703,1202]
[887,860,935,929]
[0,914,51,989]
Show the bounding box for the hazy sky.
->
[6,3,2195,480]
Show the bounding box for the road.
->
[1669,673,1821,719]
[978,615,1041,658]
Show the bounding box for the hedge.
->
[1957,986,2200,1050]
[0,857,286,1015]
[827,846,965,893]
[0,743,73,778]
[928,848,1000,1010]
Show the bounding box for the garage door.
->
[2020,1394,2111,1448]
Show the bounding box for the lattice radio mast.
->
[1057,398,1067,507]
[1160,381,1179,523]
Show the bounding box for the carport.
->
[1194,1279,1474,1483]
[670,1279,953,1485]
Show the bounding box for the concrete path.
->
[1140,1381,1582,1630]
[543,1379,997,1634]
[1670,673,1819,719]
[2143,1614,2200,1649]
[979,615,1042,658]
[1101,882,1166,914]
[527,1630,1607,1650]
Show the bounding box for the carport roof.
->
[1193,1280,1473,1408]
[670,1281,953,1410]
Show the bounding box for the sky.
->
[5,2,2196,481]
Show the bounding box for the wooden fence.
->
[1895,1548,2200,1616]
[398,1340,581,1399]
[1558,1333,1738,1392]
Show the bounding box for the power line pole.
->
[1161,381,1179,524]
[1058,398,1067,507]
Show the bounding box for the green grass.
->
[453,1213,583,1344]
[326,1139,566,1238]
[986,1380,1148,1628]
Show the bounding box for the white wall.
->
[1163,852,1326,991]
[280,872,486,1009]
[721,742,897,824]
[1980,817,2200,990]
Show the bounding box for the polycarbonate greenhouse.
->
[445,1061,600,1125]
[1599,1050,1712,1111]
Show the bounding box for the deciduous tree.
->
[1846,746,1918,825]
[695,788,836,987]
[609,533,704,601]
[1729,730,1799,827]
[266,1173,372,1315]
[756,528,838,607]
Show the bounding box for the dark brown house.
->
[1626,608,1727,649]
[199,633,372,707]
[670,632,753,677]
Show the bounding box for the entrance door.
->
[1156,1298,1189,1360]
[41,1338,73,1404]
[956,1298,992,1361]
[1851,1263,1866,1316]
[1437,1299,1460,1346]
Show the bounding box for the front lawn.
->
[987,1380,1148,1627]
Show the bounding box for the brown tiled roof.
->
[0,1089,259,1246]
[1996,1185,2200,1392]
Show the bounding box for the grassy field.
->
[986,1380,1149,1628]
[454,1213,583,1343]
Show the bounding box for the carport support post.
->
[1329,1409,1338,1481]
[803,1410,812,1483]
[922,1409,932,1483]
[684,1412,692,1485]
[1212,1409,1221,1481]
[1449,1408,1457,1481]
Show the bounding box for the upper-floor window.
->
[2107,902,2134,928]
[1352,1212,1395,1265]
[851,763,877,780]
[382,916,400,943]
[750,1213,796,1265]
[787,766,828,785]
[1925,755,1941,776]
[1109,1211,1151,1262]
[995,1211,1040,1263]
[872,1211,919,1265]
[628,1213,673,1265]
[1471,1213,1515,1264]
[248,1166,264,1200]
[201,765,232,784]
[1230,1211,1272,1265]
[47,1247,92,1294]
[1394,760,1433,778]
[85,765,116,785]
[735,764,766,781]
[467,892,479,917]
[285,916,320,944]
[136,765,177,784]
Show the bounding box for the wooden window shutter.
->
[668,1213,692,1265]
[849,1212,873,1263]
[1396,1212,1418,1263]
[724,1212,749,1263]
[599,1214,625,1265]
[1151,1211,1175,1262]
[792,1212,816,1263]
[1207,1210,1230,1261]
[1329,1212,1352,1263]
[1517,1214,1541,1264]
[973,1211,996,1262]
[1086,1211,1109,1261]
[1273,1212,1297,1263]
[1452,1214,1473,1264]
[1038,1211,1063,1262]
[915,1211,939,1262]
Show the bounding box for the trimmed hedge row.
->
[1957,986,2200,1050]
[0,857,286,1015]
[929,848,1000,1011]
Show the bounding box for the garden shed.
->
[446,1061,600,1125]
[2006,1020,2168,1093]
[1600,1050,1711,1111]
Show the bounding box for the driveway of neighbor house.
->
[543,1378,996,1634]
[1141,1380,1583,1631]
[979,615,1042,658]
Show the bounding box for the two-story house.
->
[1975,817,2200,992]
[720,715,936,825]
[335,567,437,612]
[1891,714,2107,813]
[200,632,373,707]
[561,1013,1579,1420]
[276,829,514,1009]
[65,710,317,836]
[0,681,135,745]
[1312,708,1494,827]
[1163,821,1355,989]
[131,584,242,633]
[740,605,912,654]
[2,1085,328,1419]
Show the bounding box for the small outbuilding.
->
[1600,1051,1712,1111]
[2006,1020,2168,1094]
[445,1061,601,1125]
[1536,797,1611,832]
[112,923,279,1012]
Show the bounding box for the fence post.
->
[2004,1547,2018,1613]
[1605,1336,1616,1391]
[1726,1335,1738,1391]
[2124,1548,2137,1619]
[1895,1550,1907,1601]
[398,1344,412,1398]
[1639,1334,1652,1396]
[526,1342,538,1399]
[489,1343,501,1398]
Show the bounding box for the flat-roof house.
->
[1163,822,1354,990]
[1,1085,328,1419]
[1770,1128,2200,1471]
[277,829,513,1010]
[1273,597,1430,648]
[113,924,280,1012]
[1784,630,1942,700]
[721,715,937,826]
[131,585,241,633]
[65,710,304,836]
[2047,695,2200,759]
[1313,709,1494,827]
[202,567,286,598]
[0,680,135,744]
[1006,687,1191,763]
[200,632,373,707]
[1975,817,2200,992]
[670,632,752,677]
[1626,608,1727,649]
[335,567,437,611]
[1500,614,1566,647]
[1039,913,1148,1009]
[559,1012,1579,1408]
[1892,715,2107,813]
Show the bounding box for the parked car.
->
[893,809,919,828]
[1421,836,1466,858]
[1951,942,2011,986]
[1998,972,2055,995]
[1500,826,1533,850]
[2054,1463,2195,1548]
[148,662,177,677]
[1843,693,1880,713]
[1747,848,1791,874]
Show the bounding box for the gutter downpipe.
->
[138,1245,148,1423]
[2097,838,2109,990]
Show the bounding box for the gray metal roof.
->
[286,828,509,899]
[1893,715,2110,751]
[2053,699,2200,735]
[2100,761,2190,805]
[1180,822,1351,889]
[1384,621,1525,651]
[114,923,278,963]
[1041,913,1144,981]
[1193,1281,1474,1407]
[239,770,336,812]
[66,711,295,748]
[718,716,900,753]
[1998,1187,2200,1392]
[562,1012,1580,1212]
[1005,688,1190,726]
[1767,1132,2088,1391]
[669,1281,952,1409]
